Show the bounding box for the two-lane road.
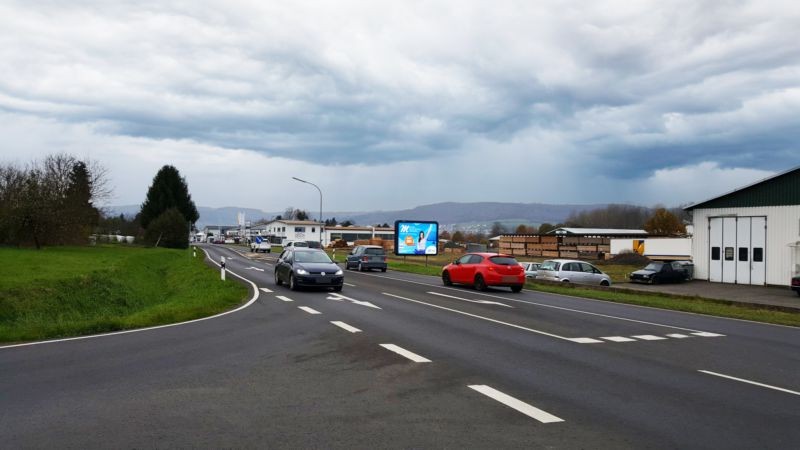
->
[2,244,798,448]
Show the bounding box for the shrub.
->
[144,208,189,249]
[603,250,650,266]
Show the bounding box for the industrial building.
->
[685,166,800,286]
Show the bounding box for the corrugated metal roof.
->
[547,227,648,235]
[685,165,800,210]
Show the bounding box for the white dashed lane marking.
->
[666,333,691,338]
[298,306,322,315]
[379,344,431,363]
[601,336,636,342]
[276,296,293,302]
[632,335,668,341]
[468,385,564,424]
[331,321,362,333]
[259,288,273,293]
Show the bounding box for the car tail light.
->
[793,279,800,286]
[383,257,387,262]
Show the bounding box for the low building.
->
[258,220,324,245]
[685,166,800,286]
[547,227,648,236]
[325,226,394,246]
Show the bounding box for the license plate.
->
[316,277,330,284]
[502,276,518,283]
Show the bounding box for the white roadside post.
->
[221,256,226,281]
[192,246,196,258]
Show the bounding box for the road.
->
[2,244,799,448]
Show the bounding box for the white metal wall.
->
[691,205,800,286]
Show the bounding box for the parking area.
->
[621,280,800,311]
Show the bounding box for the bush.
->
[144,208,189,249]
[603,250,650,266]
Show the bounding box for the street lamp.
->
[292,177,323,245]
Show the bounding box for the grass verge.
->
[0,245,248,343]
[526,282,800,327]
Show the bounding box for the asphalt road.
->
[2,244,798,448]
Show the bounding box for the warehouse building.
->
[685,166,800,286]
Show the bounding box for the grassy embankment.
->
[326,249,800,327]
[0,245,248,343]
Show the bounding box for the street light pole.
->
[292,177,323,245]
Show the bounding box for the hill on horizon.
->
[104,201,605,230]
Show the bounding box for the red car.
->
[442,253,525,292]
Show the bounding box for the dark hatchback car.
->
[275,248,343,291]
[345,245,388,272]
[630,261,689,284]
[792,276,800,296]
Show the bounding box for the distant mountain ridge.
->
[105,201,605,230]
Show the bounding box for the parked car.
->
[282,240,309,249]
[442,253,525,292]
[537,259,612,286]
[629,261,689,284]
[305,241,322,249]
[792,276,800,296]
[519,262,541,279]
[345,245,388,272]
[250,236,272,253]
[274,248,343,291]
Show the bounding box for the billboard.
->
[395,221,439,256]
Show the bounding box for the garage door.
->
[708,216,766,285]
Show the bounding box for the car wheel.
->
[274,270,283,286]
[289,274,298,291]
[474,274,487,291]
[600,280,610,287]
[651,276,659,285]
[442,271,452,286]
[511,285,523,293]
[562,279,571,284]
[381,268,386,272]
[796,290,800,297]
[333,285,343,292]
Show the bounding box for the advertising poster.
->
[395,221,439,256]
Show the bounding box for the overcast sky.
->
[1,1,798,213]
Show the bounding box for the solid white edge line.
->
[699,370,800,397]
[382,293,574,342]
[379,343,431,362]
[365,271,772,332]
[298,306,322,315]
[0,246,259,350]
[331,321,362,333]
[468,385,564,423]
[368,272,713,333]
[276,296,294,302]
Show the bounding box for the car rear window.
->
[489,256,518,265]
[540,261,560,271]
[292,241,309,247]
[365,248,385,255]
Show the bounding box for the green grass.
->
[0,245,248,343]
[525,282,800,327]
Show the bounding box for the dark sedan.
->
[630,261,689,284]
[275,248,343,291]
[792,276,800,296]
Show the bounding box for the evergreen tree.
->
[140,165,199,229]
[64,161,99,240]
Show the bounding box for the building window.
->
[738,247,748,261]
[295,227,305,233]
[753,247,764,262]
[724,247,734,261]
[312,227,315,233]
[711,247,720,261]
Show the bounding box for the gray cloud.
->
[0,0,798,210]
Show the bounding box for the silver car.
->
[537,259,612,286]
[519,262,541,279]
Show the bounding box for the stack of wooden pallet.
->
[498,235,611,260]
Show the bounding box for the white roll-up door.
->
[750,217,766,285]
[709,217,723,283]
[736,218,751,284]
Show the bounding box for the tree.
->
[538,223,556,234]
[439,230,452,240]
[295,209,309,221]
[490,222,505,236]
[644,208,686,236]
[325,217,338,226]
[451,230,465,243]
[139,165,199,229]
[64,161,99,240]
[340,220,354,227]
[515,224,529,234]
[144,208,190,249]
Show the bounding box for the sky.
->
[1,1,798,213]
